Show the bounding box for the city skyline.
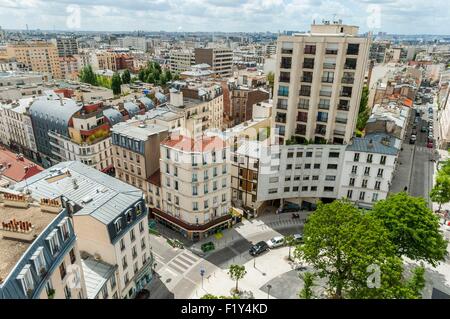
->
[0,0,449,35]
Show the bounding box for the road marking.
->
[177,255,195,266]
[163,267,179,277]
[172,258,190,270]
[180,252,198,263]
[167,262,185,274]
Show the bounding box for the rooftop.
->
[0,203,56,280]
[0,149,43,183]
[346,133,401,155]
[161,134,227,153]
[112,120,168,141]
[10,161,143,225]
[81,256,116,299]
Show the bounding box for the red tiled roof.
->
[151,208,231,232]
[0,149,43,183]
[161,134,226,153]
[148,169,161,187]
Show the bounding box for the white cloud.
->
[0,0,448,34]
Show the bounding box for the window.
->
[362,179,368,188]
[192,173,198,182]
[110,275,117,290]
[114,218,122,233]
[143,253,148,265]
[135,203,143,216]
[46,229,61,256]
[372,193,379,202]
[311,186,318,191]
[325,175,336,181]
[213,167,217,177]
[192,185,198,196]
[130,229,136,242]
[349,178,355,186]
[59,262,67,280]
[204,200,209,209]
[204,170,209,180]
[306,152,313,157]
[351,165,357,174]
[354,153,360,162]
[364,167,370,176]
[222,165,227,174]
[193,202,198,211]
[134,262,138,275]
[301,186,308,191]
[294,175,300,181]
[213,181,218,191]
[305,163,311,169]
[284,187,290,192]
[222,193,227,202]
[139,221,144,233]
[314,163,320,169]
[31,247,46,275]
[141,237,146,250]
[327,164,338,169]
[269,177,279,183]
[295,164,301,169]
[17,265,34,297]
[359,191,366,201]
[377,169,384,178]
[367,154,373,163]
[122,256,128,269]
[303,176,310,181]
[120,238,125,251]
[222,178,227,188]
[380,156,387,165]
[124,273,129,285]
[293,186,299,192]
[286,164,292,170]
[69,249,76,264]
[132,246,137,259]
[375,181,381,190]
[285,176,291,182]
[64,285,71,299]
[347,190,353,199]
[324,187,334,192]
[269,188,278,194]
[296,152,303,157]
[58,217,70,242]
[102,285,108,299]
[287,152,294,158]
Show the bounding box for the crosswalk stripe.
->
[177,255,194,266]
[172,258,190,270]
[180,252,198,263]
[167,262,184,274]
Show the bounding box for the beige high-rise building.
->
[6,41,62,79]
[273,22,371,145]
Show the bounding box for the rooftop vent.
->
[81,195,93,204]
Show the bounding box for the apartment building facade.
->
[272,23,371,145]
[111,121,169,198]
[169,50,196,73]
[6,41,62,79]
[151,135,232,241]
[52,37,79,57]
[0,188,87,299]
[195,47,233,78]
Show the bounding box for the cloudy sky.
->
[0,0,449,34]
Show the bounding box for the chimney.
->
[170,89,184,107]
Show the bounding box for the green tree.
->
[371,192,447,267]
[356,86,370,131]
[121,69,131,84]
[138,69,146,82]
[172,72,180,81]
[165,69,173,82]
[299,272,315,299]
[430,175,450,212]
[111,72,122,95]
[267,71,274,91]
[295,200,425,299]
[284,235,295,261]
[228,264,247,293]
[79,65,97,86]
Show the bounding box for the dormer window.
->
[30,247,46,276]
[58,217,71,242]
[114,217,122,233]
[125,209,132,223]
[135,203,143,216]
[17,264,34,297]
[46,229,60,256]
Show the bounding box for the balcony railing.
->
[344,64,357,70]
[320,91,332,97]
[301,77,313,83]
[303,63,314,69]
[325,49,338,55]
[299,90,311,97]
[334,130,345,136]
[304,48,316,55]
[281,48,293,54]
[340,91,352,97]
[280,63,291,69]
[336,118,348,124]
[297,116,308,123]
[321,77,333,83]
[347,49,359,55]
[323,63,336,69]
[277,103,288,110]
[275,117,287,123]
[318,103,330,110]
[337,104,350,111]
[315,127,327,135]
[296,128,306,135]
[279,76,290,83]
[298,103,309,110]
[342,77,355,84]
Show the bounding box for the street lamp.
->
[200,268,205,289]
[267,284,272,299]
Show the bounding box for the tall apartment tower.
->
[53,37,79,57]
[273,22,371,145]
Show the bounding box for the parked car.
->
[277,202,301,214]
[409,137,416,144]
[266,236,285,249]
[411,129,417,135]
[427,141,433,148]
[421,126,427,132]
[293,233,303,243]
[249,241,269,256]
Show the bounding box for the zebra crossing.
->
[166,251,200,276]
[415,146,434,154]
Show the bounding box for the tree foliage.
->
[430,175,450,211]
[284,235,295,261]
[111,72,122,95]
[295,199,426,299]
[228,264,247,292]
[299,272,316,299]
[371,192,447,267]
[137,61,172,86]
[79,65,98,86]
[121,69,131,84]
[356,85,370,131]
[267,71,274,91]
